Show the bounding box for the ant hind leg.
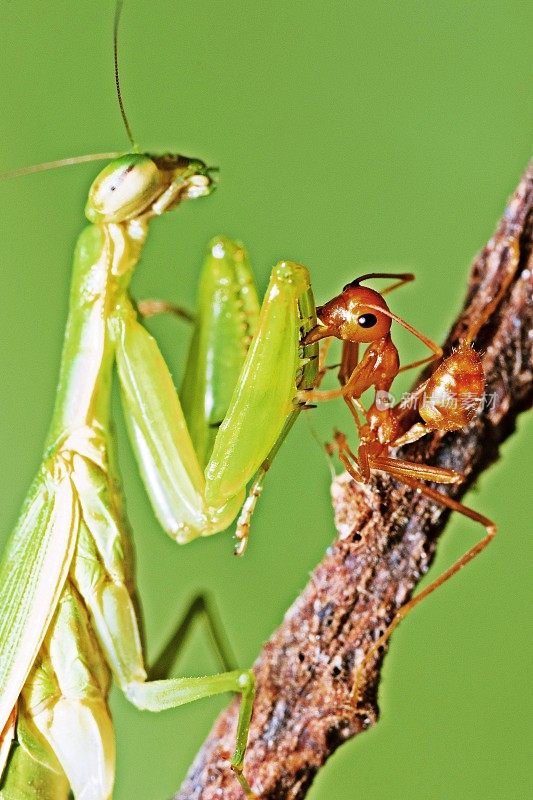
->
[352,469,496,702]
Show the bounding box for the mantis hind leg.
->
[124,618,256,797]
[148,591,238,679]
[353,462,496,702]
[126,670,256,798]
[125,595,256,796]
[73,516,256,796]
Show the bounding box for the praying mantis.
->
[0,4,319,799]
[0,153,318,799]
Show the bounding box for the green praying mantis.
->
[0,153,319,799]
[0,6,320,800]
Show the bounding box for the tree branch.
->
[174,162,533,800]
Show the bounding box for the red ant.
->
[300,239,520,696]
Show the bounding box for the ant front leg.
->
[331,431,366,483]
[317,337,335,382]
[352,463,496,703]
[297,343,382,405]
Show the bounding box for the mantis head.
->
[85,152,216,223]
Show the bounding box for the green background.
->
[1,1,532,798]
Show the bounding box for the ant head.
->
[85,152,215,223]
[307,280,392,344]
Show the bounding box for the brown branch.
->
[174,163,533,800]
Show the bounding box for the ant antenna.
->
[363,302,443,369]
[343,273,415,293]
[0,152,123,181]
[114,0,137,149]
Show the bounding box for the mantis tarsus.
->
[0,7,319,800]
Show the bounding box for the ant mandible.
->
[300,239,520,698]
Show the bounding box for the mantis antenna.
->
[114,0,138,150]
[0,153,124,181]
[0,1,137,181]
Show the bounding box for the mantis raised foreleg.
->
[0,151,317,799]
[116,235,318,551]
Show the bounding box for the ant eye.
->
[357,313,377,328]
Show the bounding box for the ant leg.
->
[372,455,463,485]
[334,430,358,462]
[317,337,335,383]
[464,237,520,344]
[333,431,365,483]
[137,298,195,323]
[343,395,366,433]
[298,346,378,405]
[352,470,496,702]
[297,384,347,403]
[389,422,429,447]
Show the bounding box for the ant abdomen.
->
[419,343,484,431]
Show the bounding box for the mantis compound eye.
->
[86,154,162,223]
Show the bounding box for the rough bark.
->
[175,162,533,800]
